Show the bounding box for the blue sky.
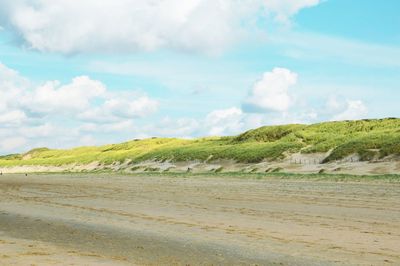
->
[0,0,399,154]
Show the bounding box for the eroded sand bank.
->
[1,174,399,265]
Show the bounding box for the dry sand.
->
[2,157,400,176]
[0,174,399,265]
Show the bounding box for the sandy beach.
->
[0,174,399,265]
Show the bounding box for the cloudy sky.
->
[0,0,399,154]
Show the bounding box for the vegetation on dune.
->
[134,138,303,163]
[0,154,22,160]
[233,124,306,142]
[0,118,399,167]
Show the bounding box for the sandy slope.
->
[0,174,399,265]
[1,156,400,175]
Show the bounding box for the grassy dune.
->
[0,118,399,167]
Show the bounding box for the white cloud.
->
[0,63,159,121]
[0,62,28,113]
[202,106,316,136]
[0,0,320,54]
[244,68,297,113]
[263,0,320,24]
[331,100,368,121]
[205,107,244,136]
[78,95,158,123]
[0,63,29,129]
[323,96,369,121]
[27,76,106,114]
[0,62,159,153]
[103,96,158,119]
[0,110,27,125]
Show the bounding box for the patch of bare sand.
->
[0,234,130,265]
[1,156,399,176]
[0,174,399,265]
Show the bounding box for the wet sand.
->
[0,174,399,265]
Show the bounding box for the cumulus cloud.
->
[324,96,369,121]
[27,77,106,114]
[0,63,27,112]
[0,0,320,54]
[205,107,244,135]
[331,100,368,121]
[0,63,29,129]
[103,96,158,119]
[0,62,159,153]
[0,63,158,121]
[243,68,297,113]
[242,69,369,124]
[79,95,159,123]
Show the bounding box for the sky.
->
[0,0,399,154]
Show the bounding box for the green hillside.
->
[0,118,399,167]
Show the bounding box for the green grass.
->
[0,118,399,167]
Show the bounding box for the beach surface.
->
[0,174,399,265]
